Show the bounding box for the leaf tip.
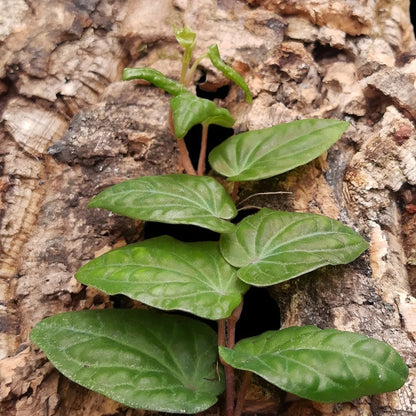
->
[87,196,100,210]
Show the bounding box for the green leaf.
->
[122,67,188,96]
[173,25,196,50]
[88,174,237,234]
[209,119,349,181]
[76,236,248,320]
[220,208,368,286]
[31,309,224,413]
[219,326,408,403]
[170,92,235,138]
[207,44,252,103]
[172,26,197,84]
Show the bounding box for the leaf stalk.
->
[197,123,209,176]
[169,108,196,175]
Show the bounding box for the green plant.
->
[31,27,408,416]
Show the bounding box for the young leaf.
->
[170,92,235,138]
[122,67,188,96]
[31,309,225,413]
[207,44,252,103]
[209,119,349,181]
[76,236,248,320]
[219,326,408,403]
[173,26,196,84]
[173,25,196,51]
[220,208,368,286]
[88,174,237,234]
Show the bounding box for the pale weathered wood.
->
[1,0,416,415]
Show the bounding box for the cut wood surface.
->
[1,1,415,415]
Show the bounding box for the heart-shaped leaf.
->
[89,174,237,234]
[209,119,349,181]
[220,208,368,286]
[31,309,224,413]
[76,236,248,320]
[207,44,252,103]
[219,326,408,403]
[123,67,188,96]
[170,92,235,138]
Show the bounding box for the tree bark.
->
[1,1,415,415]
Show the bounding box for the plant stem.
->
[184,53,208,86]
[197,123,209,176]
[169,109,196,175]
[227,301,243,349]
[218,318,235,416]
[218,319,226,351]
[177,139,197,175]
[223,301,244,416]
[232,181,239,203]
[225,365,235,416]
[234,372,252,416]
[236,191,292,208]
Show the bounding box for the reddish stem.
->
[197,123,209,176]
[232,181,239,203]
[225,365,235,416]
[223,301,244,416]
[234,372,252,416]
[227,301,243,349]
[218,320,226,349]
[169,109,196,175]
[177,139,197,175]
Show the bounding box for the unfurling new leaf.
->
[173,25,196,51]
[208,44,252,103]
[122,67,187,96]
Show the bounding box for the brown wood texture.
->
[1,1,416,415]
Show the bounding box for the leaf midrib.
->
[60,326,191,385]
[84,255,231,293]
[233,124,341,174]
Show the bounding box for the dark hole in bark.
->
[312,42,343,62]
[232,208,258,224]
[143,222,219,242]
[196,84,230,100]
[183,124,234,172]
[236,287,281,342]
[196,71,230,100]
[411,1,416,36]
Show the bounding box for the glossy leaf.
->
[209,119,349,181]
[219,326,408,403]
[220,208,368,286]
[76,236,248,320]
[31,309,224,413]
[88,174,237,234]
[122,67,187,96]
[207,44,252,103]
[170,92,235,138]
